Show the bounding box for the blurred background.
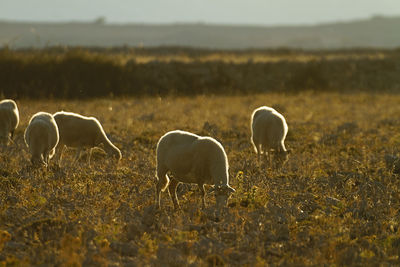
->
[1,0,400,49]
[1,1,400,99]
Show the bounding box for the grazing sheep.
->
[53,111,121,166]
[156,130,235,210]
[0,99,19,145]
[251,106,289,166]
[24,112,59,167]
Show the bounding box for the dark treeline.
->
[1,47,399,99]
[13,45,400,57]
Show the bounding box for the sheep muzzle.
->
[213,185,235,208]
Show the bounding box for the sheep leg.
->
[44,153,50,169]
[44,152,49,165]
[10,130,14,140]
[256,144,261,165]
[273,151,280,169]
[7,136,15,145]
[276,151,286,169]
[268,152,272,168]
[87,148,93,167]
[156,166,169,209]
[264,150,271,168]
[73,148,82,164]
[56,145,65,167]
[199,184,206,209]
[168,178,180,210]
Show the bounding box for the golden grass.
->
[1,92,400,265]
[125,52,388,64]
[4,48,389,65]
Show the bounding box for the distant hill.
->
[1,15,400,49]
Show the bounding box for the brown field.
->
[1,92,400,266]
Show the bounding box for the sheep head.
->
[31,156,47,168]
[104,145,122,161]
[276,149,290,164]
[211,185,235,209]
[110,148,122,161]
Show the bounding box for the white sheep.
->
[24,112,59,167]
[251,106,289,166]
[156,130,235,210]
[0,99,19,145]
[53,111,122,166]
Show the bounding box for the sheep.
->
[0,99,19,145]
[24,112,59,167]
[156,130,235,210]
[53,111,121,166]
[251,106,289,167]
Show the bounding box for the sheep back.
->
[24,112,59,164]
[53,111,121,159]
[251,106,288,151]
[54,111,104,147]
[157,130,230,186]
[0,99,19,142]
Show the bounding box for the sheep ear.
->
[227,186,235,193]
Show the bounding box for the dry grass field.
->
[1,92,400,266]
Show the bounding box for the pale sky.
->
[1,0,400,25]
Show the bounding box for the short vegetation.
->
[0,47,399,98]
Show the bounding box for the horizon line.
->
[0,14,398,28]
